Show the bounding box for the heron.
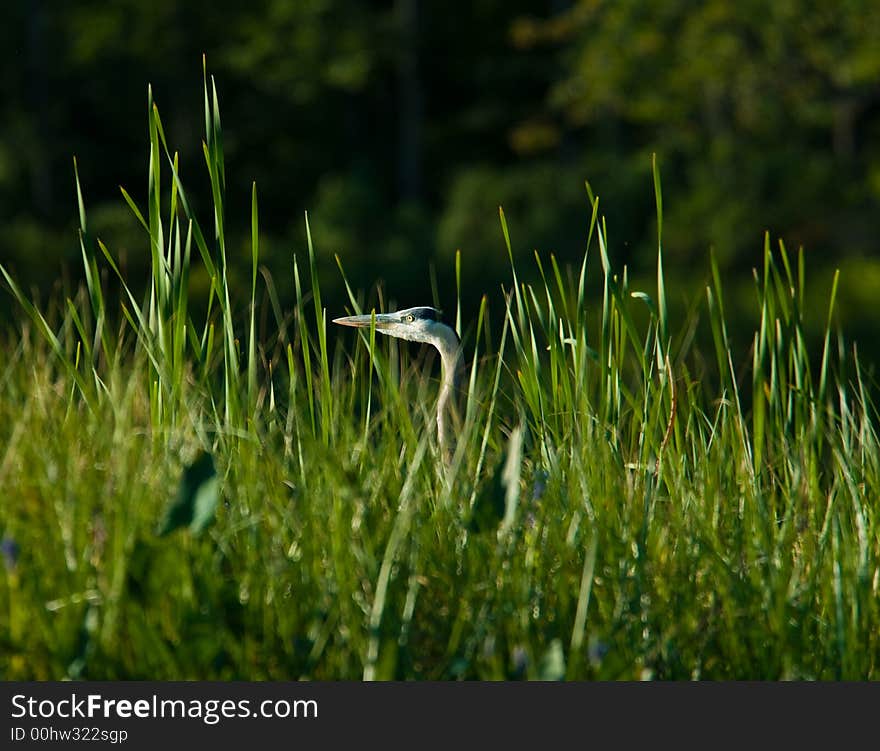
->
[333,306,461,459]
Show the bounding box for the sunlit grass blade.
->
[248,182,259,411]
[305,211,333,446]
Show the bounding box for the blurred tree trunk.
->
[26,0,52,214]
[397,0,422,201]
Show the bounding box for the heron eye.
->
[405,314,415,323]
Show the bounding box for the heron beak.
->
[332,313,396,329]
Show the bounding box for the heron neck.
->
[433,327,461,459]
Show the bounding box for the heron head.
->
[333,306,451,345]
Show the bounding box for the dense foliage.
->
[2,2,879,349]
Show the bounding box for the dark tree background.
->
[2,0,879,349]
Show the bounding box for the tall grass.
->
[1,64,878,680]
